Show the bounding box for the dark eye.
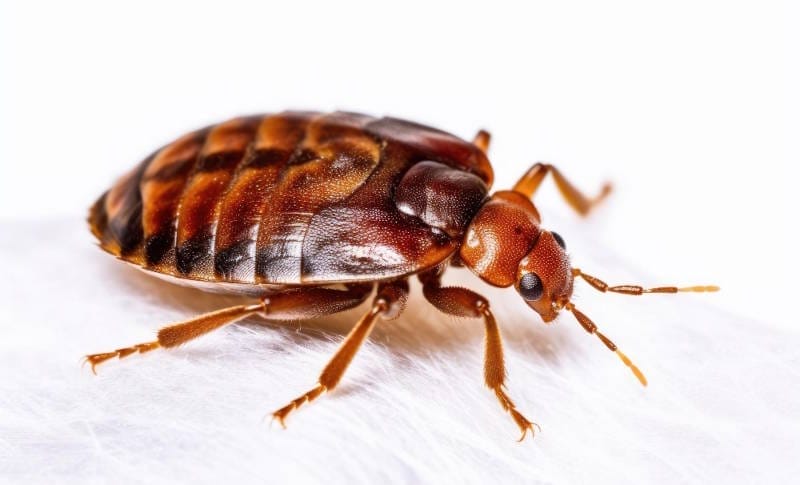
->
[518,272,544,301]
[552,232,566,249]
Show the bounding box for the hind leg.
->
[84,284,373,373]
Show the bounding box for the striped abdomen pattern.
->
[89,111,493,285]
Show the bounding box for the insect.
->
[86,111,717,440]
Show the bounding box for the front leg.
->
[513,162,611,216]
[420,272,538,440]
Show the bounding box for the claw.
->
[494,387,539,440]
[271,405,294,429]
[509,407,540,441]
[269,384,326,429]
[83,352,118,375]
[81,341,161,375]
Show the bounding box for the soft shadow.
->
[96,259,576,371]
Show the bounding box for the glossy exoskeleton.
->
[86,111,717,440]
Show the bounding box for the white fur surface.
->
[1,218,797,484]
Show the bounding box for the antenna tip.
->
[615,350,648,386]
[679,285,720,293]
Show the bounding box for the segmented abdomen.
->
[89,111,492,285]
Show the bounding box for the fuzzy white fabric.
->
[0,218,796,484]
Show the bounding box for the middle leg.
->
[272,280,409,426]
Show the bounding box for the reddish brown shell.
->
[89,111,493,288]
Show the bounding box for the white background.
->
[1,1,797,484]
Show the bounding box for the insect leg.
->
[84,304,265,374]
[421,272,538,441]
[84,284,373,374]
[271,280,408,427]
[513,162,612,216]
[472,129,491,154]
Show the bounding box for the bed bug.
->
[86,111,718,440]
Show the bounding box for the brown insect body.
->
[87,111,717,440]
[90,111,492,290]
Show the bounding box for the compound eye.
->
[552,231,566,249]
[518,272,544,301]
